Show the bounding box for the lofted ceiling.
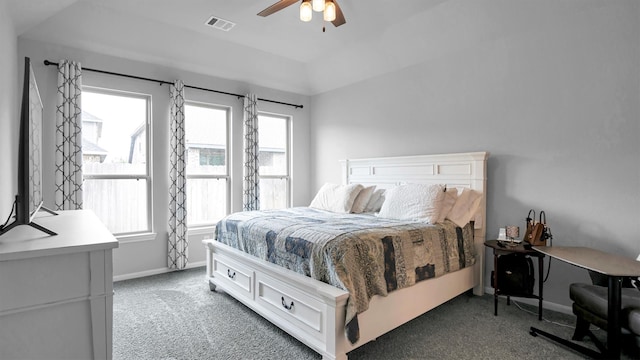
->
[7,0,450,95]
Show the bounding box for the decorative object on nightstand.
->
[523,209,552,246]
[505,225,520,247]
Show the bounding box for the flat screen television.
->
[0,57,57,236]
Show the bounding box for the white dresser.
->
[0,210,118,360]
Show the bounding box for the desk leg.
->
[493,252,498,316]
[537,256,544,321]
[607,276,622,359]
[531,275,622,359]
[529,326,601,359]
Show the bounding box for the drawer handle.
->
[281,296,294,311]
[227,269,236,279]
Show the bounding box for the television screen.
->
[0,57,55,237]
[27,60,44,220]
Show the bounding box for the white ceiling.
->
[7,0,449,95]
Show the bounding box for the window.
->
[185,102,230,227]
[258,113,290,210]
[82,88,152,236]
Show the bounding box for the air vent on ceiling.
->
[205,16,236,32]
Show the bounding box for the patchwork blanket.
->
[215,207,476,343]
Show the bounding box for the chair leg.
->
[572,315,590,341]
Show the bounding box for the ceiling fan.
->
[258,0,346,28]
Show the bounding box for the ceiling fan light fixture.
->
[323,1,336,22]
[258,0,344,28]
[312,0,325,12]
[300,0,312,22]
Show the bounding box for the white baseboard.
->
[484,286,573,316]
[114,261,206,282]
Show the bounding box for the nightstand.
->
[484,240,545,320]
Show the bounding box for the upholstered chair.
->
[569,268,640,354]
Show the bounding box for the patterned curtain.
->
[55,60,83,211]
[168,80,188,270]
[243,93,260,211]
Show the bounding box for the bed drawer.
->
[255,273,325,340]
[213,257,253,300]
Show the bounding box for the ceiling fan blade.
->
[257,0,300,17]
[331,0,346,27]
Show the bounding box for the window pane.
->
[185,105,227,176]
[83,179,149,234]
[82,92,148,175]
[260,178,287,210]
[187,178,227,226]
[258,115,287,175]
[185,103,230,228]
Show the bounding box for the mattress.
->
[215,207,476,342]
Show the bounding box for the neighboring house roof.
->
[82,138,108,155]
[81,110,104,145]
[129,123,146,163]
[130,123,145,138]
[81,110,103,123]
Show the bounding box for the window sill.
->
[114,227,215,243]
[117,232,157,244]
[188,226,216,238]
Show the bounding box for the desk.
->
[530,246,640,359]
[485,240,544,320]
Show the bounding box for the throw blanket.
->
[215,207,476,343]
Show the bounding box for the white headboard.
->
[339,151,488,228]
[339,151,489,290]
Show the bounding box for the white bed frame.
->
[203,151,488,360]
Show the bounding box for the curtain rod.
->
[43,60,303,109]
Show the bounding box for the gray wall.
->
[309,1,640,307]
[4,1,639,310]
[0,1,18,224]
[16,38,311,279]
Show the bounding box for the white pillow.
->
[351,185,376,213]
[377,183,445,223]
[364,189,386,213]
[437,187,459,223]
[309,183,364,213]
[447,188,483,227]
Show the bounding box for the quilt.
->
[215,207,476,343]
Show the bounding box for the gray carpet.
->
[113,267,637,359]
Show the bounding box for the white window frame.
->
[258,111,291,209]
[185,100,231,232]
[82,86,154,240]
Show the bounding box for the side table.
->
[484,240,545,320]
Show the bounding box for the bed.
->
[203,151,488,360]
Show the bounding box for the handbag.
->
[491,253,535,296]
[524,209,550,246]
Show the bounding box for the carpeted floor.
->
[113,267,637,360]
